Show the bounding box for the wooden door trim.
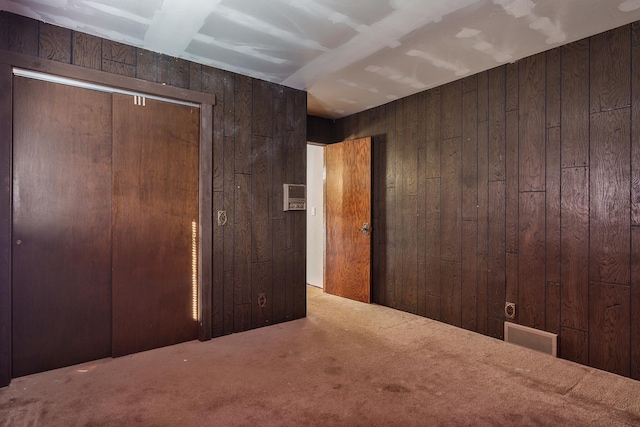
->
[0,52,215,386]
[199,104,213,341]
[0,64,12,387]
[0,49,216,106]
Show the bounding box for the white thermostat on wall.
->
[283,184,306,211]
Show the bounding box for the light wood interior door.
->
[12,77,113,377]
[111,94,200,357]
[325,137,372,303]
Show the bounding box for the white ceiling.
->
[2,0,640,118]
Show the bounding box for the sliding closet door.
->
[112,94,199,357]
[12,77,113,377]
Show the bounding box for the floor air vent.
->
[504,322,557,357]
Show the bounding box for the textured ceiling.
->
[2,0,640,118]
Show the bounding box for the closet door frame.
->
[0,50,216,387]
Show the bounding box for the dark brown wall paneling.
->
[546,127,561,285]
[0,13,8,51]
[590,109,631,285]
[561,39,589,168]
[519,53,546,192]
[505,109,518,254]
[417,146,427,317]
[425,177,441,319]
[442,81,462,140]
[476,73,490,336]
[633,40,640,227]
[441,137,462,263]
[252,134,273,327]
[7,14,38,56]
[307,115,336,143]
[561,166,589,331]
[136,49,158,82]
[372,108,385,305]
[39,23,71,63]
[488,67,506,182]
[441,261,462,327]
[590,26,631,113]
[461,85,478,331]
[546,48,561,129]
[101,40,135,77]
[384,103,398,308]
[399,96,419,313]
[272,89,288,324]
[487,180,506,338]
[476,72,489,336]
[0,12,307,379]
[632,228,640,380]
[589,282,631,376]
[518,191,546,329]
[633,29,640,381]
[336,20,640,379]
[72,32,101,70]
[505,62,518,112]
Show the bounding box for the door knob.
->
[359,223,370,236]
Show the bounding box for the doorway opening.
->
[306,143,325,290]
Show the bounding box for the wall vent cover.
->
[504,322,557,357]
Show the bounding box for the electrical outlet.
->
[505,302,516,319]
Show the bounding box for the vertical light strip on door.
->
[192,220,198,321]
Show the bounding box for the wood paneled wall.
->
[0,12,306,343]
[337,22,640,380]
[307,115,336,144]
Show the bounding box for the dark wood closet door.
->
[112,94,199,357]
[12,77,113,377]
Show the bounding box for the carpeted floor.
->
[1,285,639,426]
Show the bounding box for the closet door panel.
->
[12,77,113,377]
[112,94,199,357]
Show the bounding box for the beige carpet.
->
[1,285,639,426]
